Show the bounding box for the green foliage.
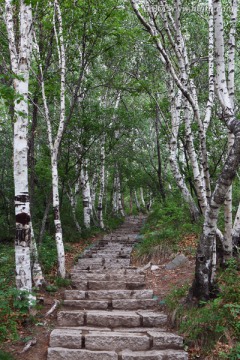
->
[0,288,30,342]
[39,235,58,274]
[0,351,16,360]
[45,285,58,293]
[136,198,201,258]
[165,259,240,358]
[55,277,71,288]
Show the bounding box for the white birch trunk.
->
[112,174,118,214]
[98,138,105,229]
[116,170,125,217]
[30,225,44,287]
[140,188,145,208]
[192,0,240,300]
[5,0,33,292]
[184,100,207,214]
[134,190,141,212]
[169,86,200,221]
[52,155,65,277]
[68,187,81,233]
[91,172,98,216]
[81,162,91,228]
[33,0,67,278]
[225,0,238,257]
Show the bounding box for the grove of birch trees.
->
[1,0,240,302]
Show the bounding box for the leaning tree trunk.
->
[191,0,240,301]
[169,85,200,221]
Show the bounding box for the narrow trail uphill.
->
[47,216,188,360]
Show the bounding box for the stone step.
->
[64,289,154,300]
[71,268,142,275]
[49,329,183,351]
[85,331,150,351]
[72,281,146,291]
[121,349,188,359]
[47,348,188,360]
[73,266,140,273]
[47,348,118,360]
[59,326,166,333]
[70,273,145,282]
[63,298,157,310]
[57,310,168,328]
[91,253,131,259]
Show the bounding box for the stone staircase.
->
[47,216,188,360]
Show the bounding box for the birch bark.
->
[33,0,66,278]
[191,0,240,300]
[169,85,200,221]
[5,0,37,292]
[81,160,92,228]
[98,137,106,229]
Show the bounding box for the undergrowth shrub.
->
[135,197,202,259]
[165,259,240,358]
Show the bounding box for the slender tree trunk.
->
[155,105,165,201]
[224,0,238,259]
[134,190,141,212]
[52,154,65,277]
[38,195,52,245]
[98,138,105,229]
[169,85,200,221]
[68,187,81,233]
[5,0,34,293]
[81,162,92,228]
[116,170,125,217]
[140,188,145,208]
[33,0,67,278]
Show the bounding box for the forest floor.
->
[1,233,199,360]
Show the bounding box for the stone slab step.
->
[63,300,109,310]
[121,349,188,360]
[50,329,83,348]
[85,331,150,351]
[148,331,183,349]
[71,269,142,275]
[72,281,146,291]
[70,273,145,282]
[57,310,168,328]
[64,289,153,300]
[91,253,131,259]
[112,299,157,310]
[59,327,166,333]
[49,329,183,351]
[47,348,188,360]
[47,348,118,360]
[63,298,157,310]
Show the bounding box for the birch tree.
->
[4,0,43,292]
[191,0,240,300]
[34,0,66,278]
[98,136,106,229]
